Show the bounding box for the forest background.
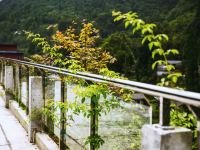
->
[0,0,199,92]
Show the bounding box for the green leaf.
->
[141,35,154,44]
[148,42,154,50]
[155,34,169,41]
[141,28,148,35]
[166,65,175,72]
[132,26,140,34]
[165,49,179,55]
[162,34,169,41]
[152,49,164,59]
[167,72,182,79]
[152,60,165,70]
[142,36,148,44]
[171,49,179,55]
[148,42,161,50]
[125,21,130,29]
[113,16,123,22]
[153,41,161,47]
[112,10,121,17]
[152,62,157,70]
[172,76,178,83]
[148,23,157,29]
[167,72,182,83]
[81,97,86,103]
[147,28,153,34]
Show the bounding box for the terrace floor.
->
[0,88,39,150]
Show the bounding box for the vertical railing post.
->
[13,65,17,98]
[45,75,56,135]
[42,71,46,113]
[59,78,67,150]
[3,61,7,87]
[0,61,4,84]
[159,97,170,126]
[0,61,2,83]
[28,76,44,143]
[149,106,153,124]
[192,108,200,150]
[90,96,99,150]
[42,71,47,132]
[14,65,20,102]
[54,77,61,138]
[26,67,29,115]
[188,107,200,150]
[197,118,200,150]
[19,65,22,105]
[2,62,5,86]
[0,61,3,84]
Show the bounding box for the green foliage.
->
[43,99,87,126]
[170,104,197,149]
[30,107,44,130]
[112,10,183,87]
[85,134,104,149]
[101,32,137,78]
[26,22,133,149]
[170,105,196,128]
[42,82,124,149]
[74,83,121,116]
[130,115,147,150]
[0,0,199,89]
[25,22,116,74]
[113,10,198,149]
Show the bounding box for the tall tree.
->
[184,0,200,92]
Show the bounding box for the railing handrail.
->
[1,57,200,107]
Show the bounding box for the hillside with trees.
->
[0,0,199,91]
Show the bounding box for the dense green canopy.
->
[0,0,199,91]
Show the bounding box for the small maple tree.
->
[26,22,116,74]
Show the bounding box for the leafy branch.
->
[25,21,133,149]
[112,11,183,88]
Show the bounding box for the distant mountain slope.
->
[0,0,199,91]
[0,0,177,42]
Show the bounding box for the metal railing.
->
[1,57,200,150]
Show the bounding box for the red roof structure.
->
[0,44,23,60]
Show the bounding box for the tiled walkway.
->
[0,88,39,150]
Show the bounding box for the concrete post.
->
[4,66,14,108]
[0,62,4,84]
[21,81,27,106]
[5,66,14,91]
[54,79,61,138]
[26,67,30,115]
[142,124,192,150]
[28,76,44,143]
[0,63,3,84]
[44,77,56,133]
[15,65,20,100]
[44,75,61,138]
[1,63,5,85]
[197,120,200,150]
